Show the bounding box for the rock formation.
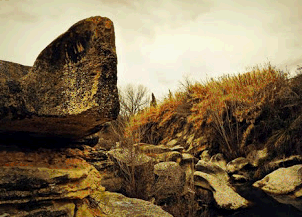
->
[0,16,174,217]
[253,164,302,211]
[0,16,119,141]
[194,159,250,210]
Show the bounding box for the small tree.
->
[150,93,157,107]
[119,84,150,119]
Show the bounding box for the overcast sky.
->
[1,0,302,99]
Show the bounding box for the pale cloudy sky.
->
[1,0,302,99]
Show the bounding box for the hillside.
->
[125,63,302,161]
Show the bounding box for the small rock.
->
[232,174,248,182]
[226,157,250,173]
[166,139,178,147]
[170,145,184,152]
[247,147,268,167]
[210,153,227,170]
[180,153,198,165]
[200,150,211,161]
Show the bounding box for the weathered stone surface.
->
[87,191,173,217]
[0,147,106,216]
[209,153,227,170]
[0,201,75,217]
[194,160,250,210]
[0,16,119,140]
[253,164,302,211]
[232,174,248,182]
[253,164,302,195]
[226,157,250,173]
[157,151,182,162]
[200,149,211,161]
[170,144,184,152]
[0,149,105,205]
[134,143,170,154]
[153,162,186,199]
[268,155,302,170]
[246,147,268,167]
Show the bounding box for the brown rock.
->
[0,16,119,140]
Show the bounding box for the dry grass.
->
[124,62,302,160]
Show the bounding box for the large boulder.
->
[194,160,250,210]
[253,164,302,211]
[0,16,119,140]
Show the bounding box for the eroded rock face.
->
[0,147,104,216]
[0,16,119,140]
[0,146,172,217]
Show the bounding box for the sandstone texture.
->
[0,146,172,217]
[0,16,119,140]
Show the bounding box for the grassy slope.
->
[124,64,302,161]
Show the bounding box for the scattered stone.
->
[194,160,250,210]
[232,174,248,182]
[166,139,178,147]
[135,143,170,154]
[170,145,184,152]
[253,164,302,195]
[210,153,227,170]
[253,164,302,211]
[90,191,173,217]
[246,147,268,167]
[0,16,119,140]
[200,150,211,161]
[180,153,198,165]
[268,155,302,170]
[108,148,155,199]
[227,157,250,173]
[157,151,182,163]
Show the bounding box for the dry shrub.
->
[124,62,301,160]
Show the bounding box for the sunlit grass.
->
[124,62,300,159]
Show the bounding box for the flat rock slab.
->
[253,164,302,195]
[0,16,119,140]
[194,160,250,210]
[253,164,302,211]
[86,191,173,217]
